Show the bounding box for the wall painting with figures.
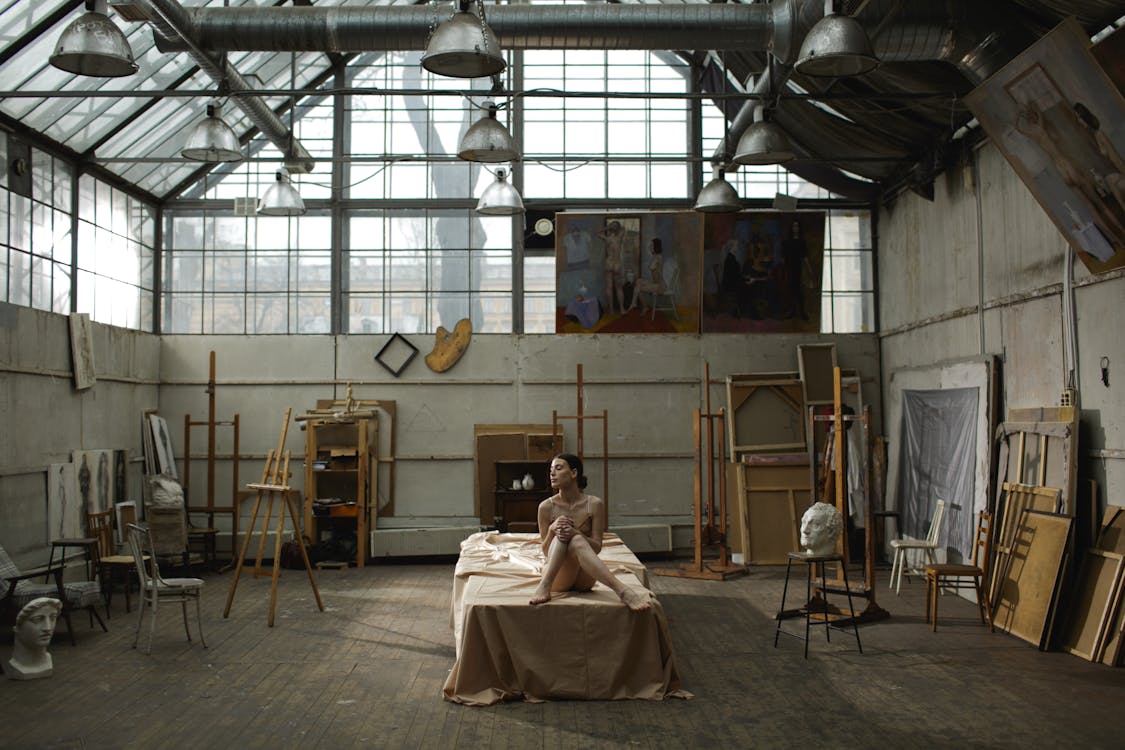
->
[554,210,824,334]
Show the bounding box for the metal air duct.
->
[150,3,777,53]
[137,0,314,173]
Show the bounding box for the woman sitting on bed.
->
[530,454,652,611]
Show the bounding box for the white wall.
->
[0,302,881,563]
[878,142,1125,516]
[0,304,159,568]
[158,332,881,551]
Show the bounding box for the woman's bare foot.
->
[529,585,552,605]
[618,587,652,612]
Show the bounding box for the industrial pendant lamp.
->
[182,101,243,163]
[695,51,740,213]
[458,101,519,163]
[795,0,879,77]
[422,0,505,79]
[733,106,795,166]
[694,167,742,213]
[50,0,138,78]
[476,168,524,215]
[258,168,306,216]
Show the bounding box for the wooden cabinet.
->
[303,416,377,567]
[493,460,552,532]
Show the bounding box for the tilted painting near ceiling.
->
[555,212,702,334]
[965,19,1125,275]
[700,211,826,333]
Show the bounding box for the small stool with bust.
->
[774,502,864,658]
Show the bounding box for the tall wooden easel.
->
[183,351,241,566]
[552,364,609,506]
[656,363,747,580]
[811,367,888,622]
[223,408,323,627]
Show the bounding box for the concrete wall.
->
[158,332,881,552]
[0,303,160,569]
[878,142,1125,515]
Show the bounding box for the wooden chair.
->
[889,498,946,594]
[126,524,206,654]
[87,510,145,614]
[651,264,680,321]
[925,511,993,632]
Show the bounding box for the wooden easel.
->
[223,408,323,627]
[552,364,609,507]
[810,367,888,622]
[182,351,241,567]
[656,363,746,580]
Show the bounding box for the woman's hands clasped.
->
[553,515,575,544]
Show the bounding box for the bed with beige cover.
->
[442,531,690,705]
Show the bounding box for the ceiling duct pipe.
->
[150,3,777,53]
[137,0,314,173]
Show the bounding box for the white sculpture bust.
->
[799,502,843,557]
[6,597,62,681]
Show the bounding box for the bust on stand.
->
[799,502,844,557]
[6,597,62,680]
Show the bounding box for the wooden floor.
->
[5,557,1125,749]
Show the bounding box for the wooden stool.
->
[774,551,863,658]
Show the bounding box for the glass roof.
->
[0,0,406,200]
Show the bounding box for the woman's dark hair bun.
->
[556,453,588,489]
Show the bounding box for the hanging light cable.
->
[259,53,306,216]
[695,50,741,213]
[733,57,795,166]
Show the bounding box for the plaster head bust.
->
[799,502,843,557]
[7,597,62,680]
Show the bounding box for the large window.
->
[347,210,512,334]
[154,48,875,335]
[163,212,331,334]
[821,210,875,333]
[0,137,154,329]
[522,50,691,200]
[77,176,155,330]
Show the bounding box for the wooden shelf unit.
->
[494,459,553,532]
[303,415,377,567]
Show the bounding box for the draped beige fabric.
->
[442,531,691,705]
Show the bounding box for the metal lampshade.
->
[421,3,505,79]
[458,102,519,163]
[50,8,138,78]
[476,168,524,215]
[733,108,795,166]
[182,102,243,163]
[258,168,306,216]
[694,168,742,213]
[795,13,878,77]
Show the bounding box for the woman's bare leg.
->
[531,538,573,604]
[565,535,652,611]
